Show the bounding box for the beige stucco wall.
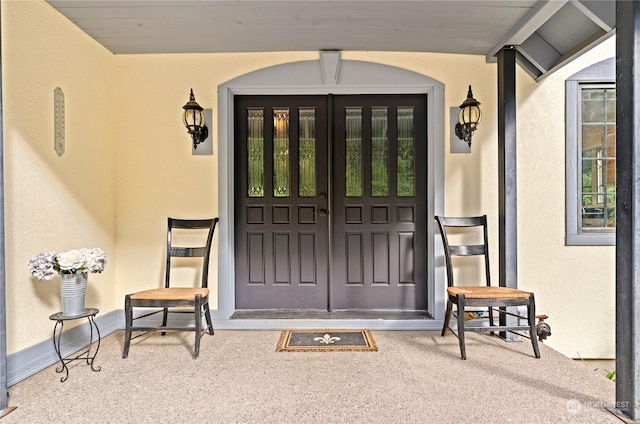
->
[2,0,616,359]
[517,37,616,359]
[2,0,117,353]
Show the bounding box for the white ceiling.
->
[46,0,616,79]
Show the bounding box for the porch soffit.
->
[46,0,615,80]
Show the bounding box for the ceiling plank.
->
[44,0,615,79]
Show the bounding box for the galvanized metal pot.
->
[59,273,87,317]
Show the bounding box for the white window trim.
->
[565,57,615,246]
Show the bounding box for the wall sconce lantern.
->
[455,85,482,148]
[182,89,208,149]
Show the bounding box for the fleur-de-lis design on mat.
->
[314,334,341,344]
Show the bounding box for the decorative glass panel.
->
[273,108,290,197]
[371,107,389,197]
[299,108,316,197]
[580,88,616,229]
[345,107,363,197]
[247,109,264,197]
[397,107,415,197]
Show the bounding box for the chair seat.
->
[130,287,209,301]
[447,286,531,299]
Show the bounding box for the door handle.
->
[318,209,328,216]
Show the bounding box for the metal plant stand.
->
[49,308,101,382]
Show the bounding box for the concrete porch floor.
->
[2,330,619,423]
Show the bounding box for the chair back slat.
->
[436,216,485,227]
[170,247,208,258]
[449,244,486,256]
[165,217,219,289]
[169,219,216,229]
[434,215,491,288]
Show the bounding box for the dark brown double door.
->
[235,94,427,312]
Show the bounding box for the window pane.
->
[371,107,389,197]
[580,87,616,229]
[247,109,264,197]
[581,125,604,150]
[299,108,316,197]
[273,108,290,197]
[606,89,616,123]
[397,107,415,197]
[346,107,363,197]
[582,89,605,122]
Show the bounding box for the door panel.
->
[330,95,427,310]
[234,94,427,312]
[235,96,329,309]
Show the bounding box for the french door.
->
[234,94,427,311]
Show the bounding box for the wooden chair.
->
[434,215,540,360]
[123,217,219,359]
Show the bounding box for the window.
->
[566,58,615,245]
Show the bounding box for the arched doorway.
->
[216,53,445,326]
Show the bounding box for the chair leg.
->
[161,307,169,336]
[456,294,467,360]
[122,295,132,359]
[441,300,453,336]
[204,302,214,335]
[528,294,541,358]
[193,295,202,359]
[488,306,495,336]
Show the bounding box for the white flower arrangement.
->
[28,248,107,281]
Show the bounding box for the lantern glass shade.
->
[183,108,205,133]
[458,104,481,128]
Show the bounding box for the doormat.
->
[276,329,377,352]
